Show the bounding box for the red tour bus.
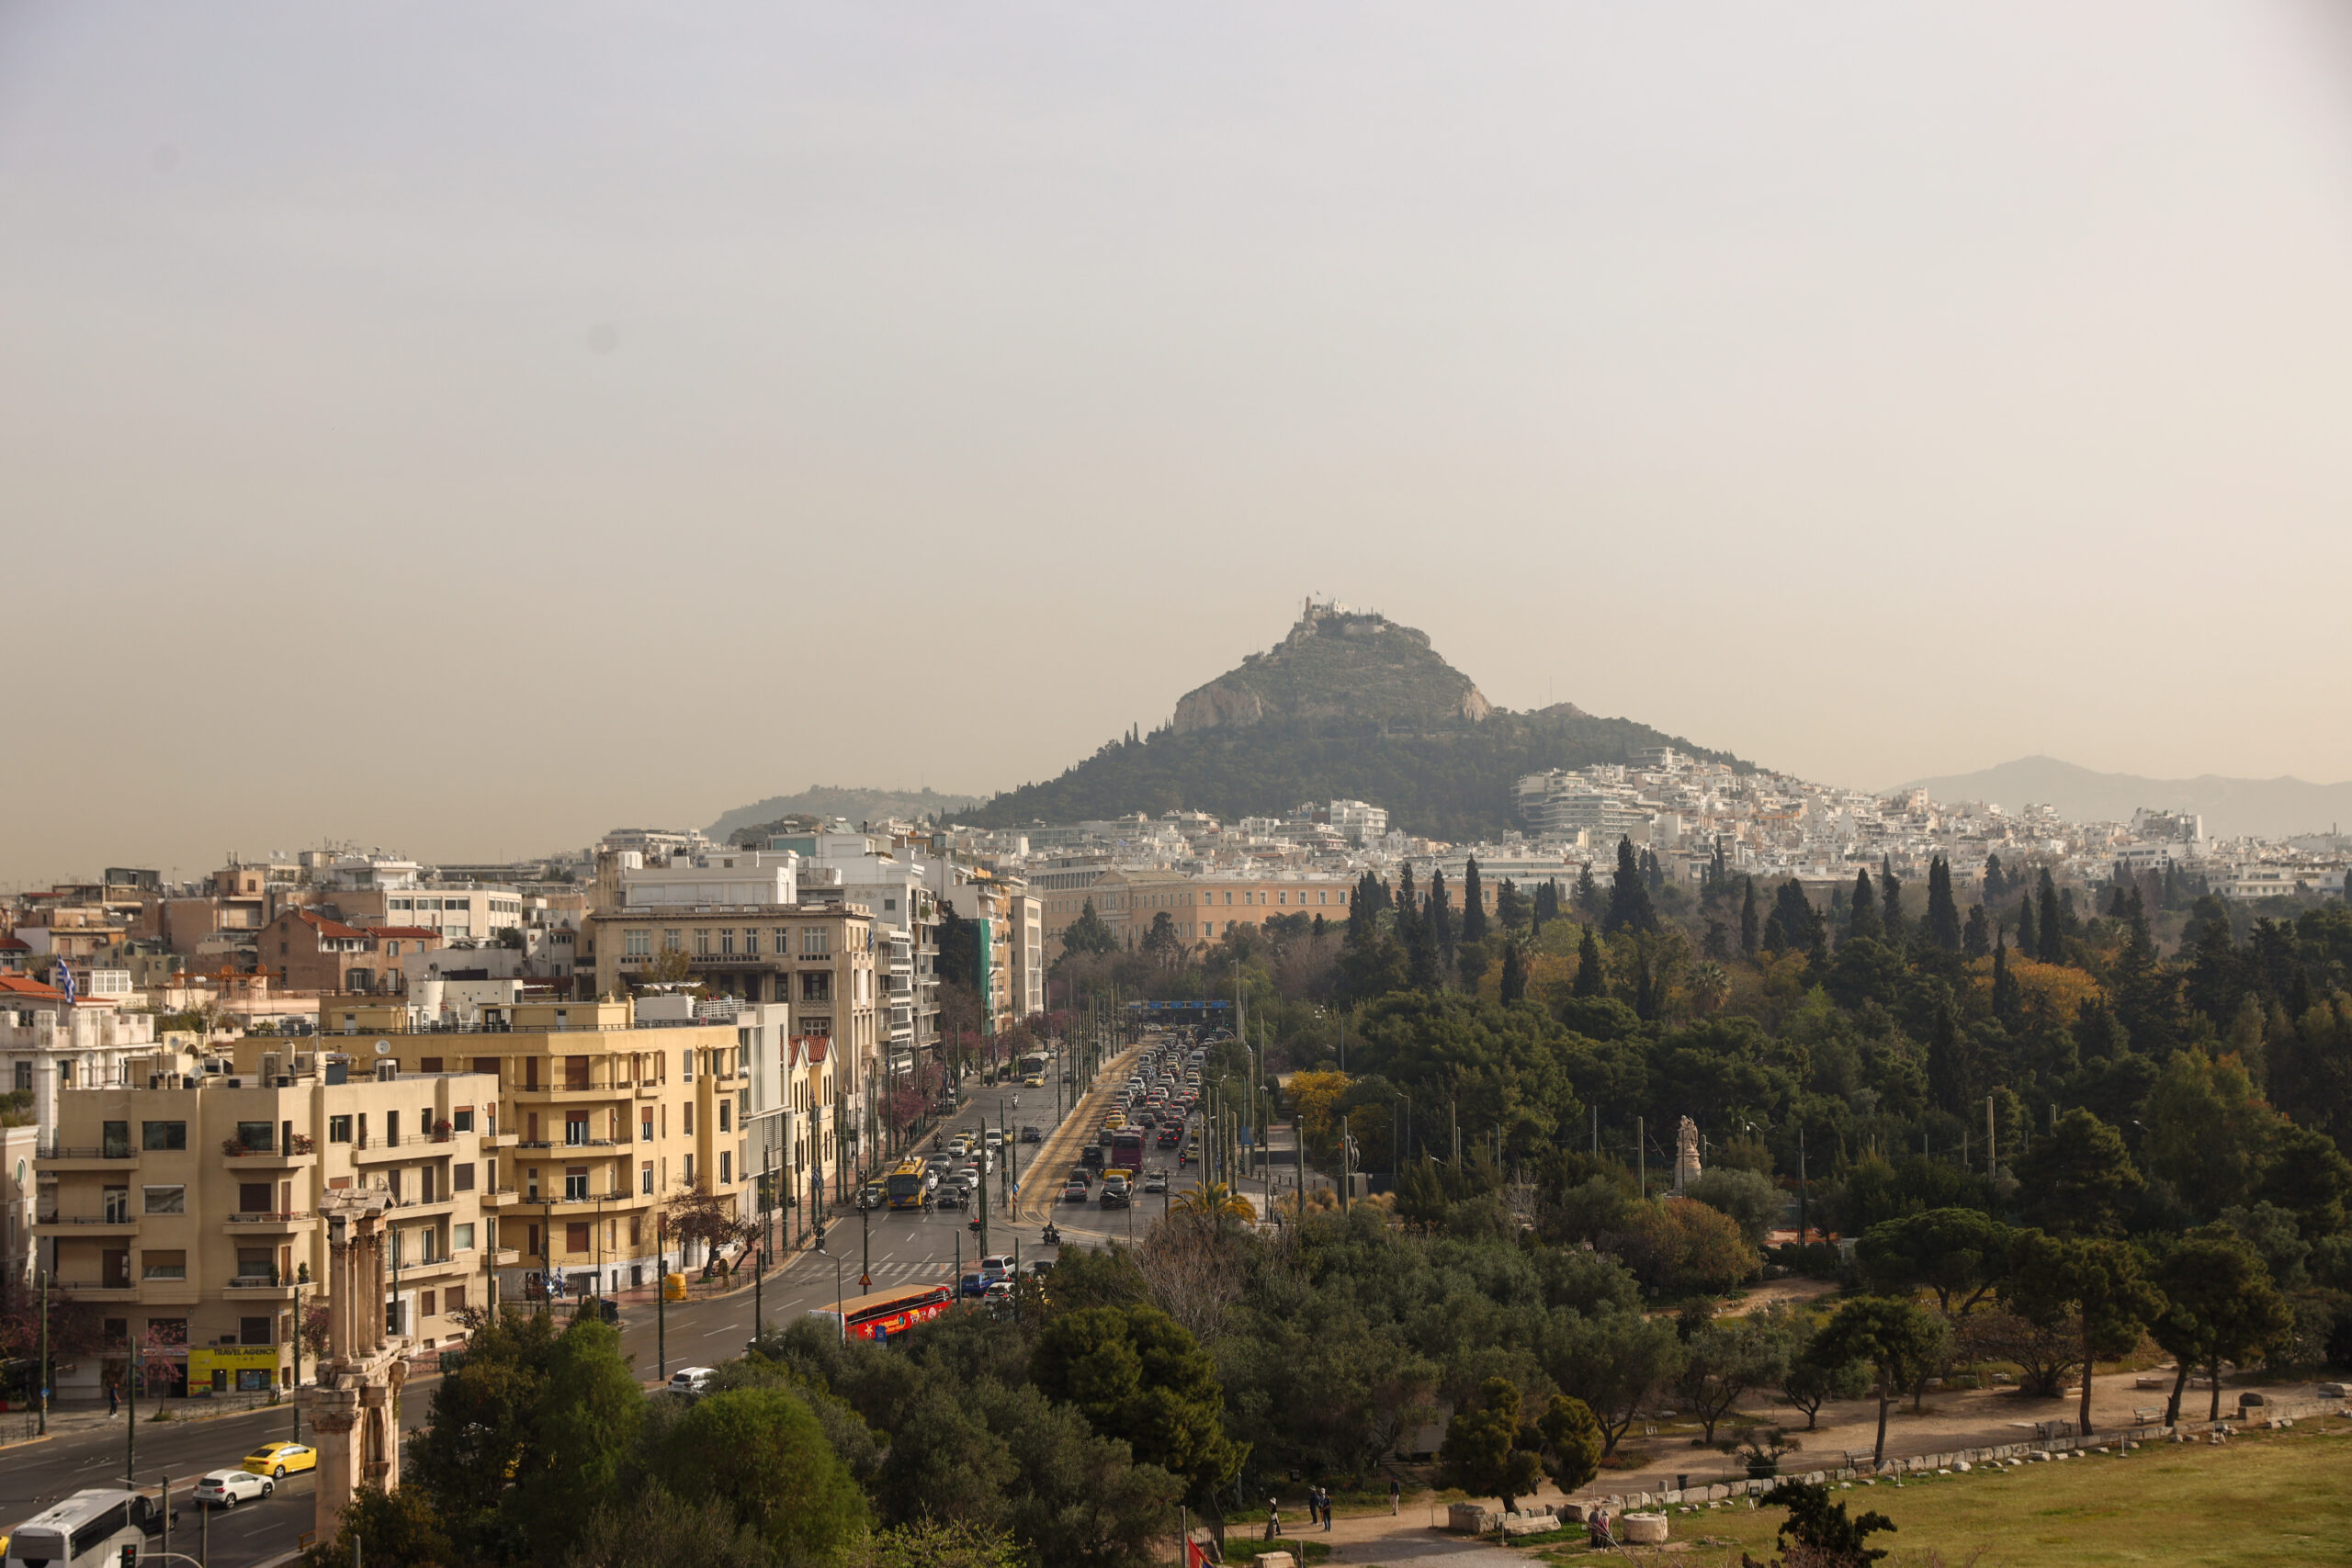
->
[809,1282,955,1342]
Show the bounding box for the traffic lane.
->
[0,1401,306,1518]
[175,1472,319,1568]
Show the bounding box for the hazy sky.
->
[6,2,2352,887]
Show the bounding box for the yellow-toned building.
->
[35,1046,503,1399]
[1039,871,1357,957]
[309,998,751,1299]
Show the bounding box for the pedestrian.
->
[1320,1486,1333,1532]
[1265,1500,1280,1543]
[1388,1478,1401,1516]
[1304,1489,1318,1529]
[107,1381,119,1418]
[1588,1507,1614,1550]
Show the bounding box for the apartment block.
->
[34,1051,503,1397]
[311,998,752,1298]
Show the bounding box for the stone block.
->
[1620,1513,1669,1545]
[1445,1504,1493,1535]
[1259,1554,1295,1568]
[1502,1516,1557,1538]
[2314,1382,2346,1399]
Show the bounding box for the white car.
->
[668,1366,717,1394]
[195,1469,275,1508]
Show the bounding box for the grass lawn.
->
[1532,1418,2352,1567]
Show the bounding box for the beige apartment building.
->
[310,998,752,1299]
[35,1050,503,1398]
[1040,870,1357,956]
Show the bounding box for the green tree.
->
[2150,1228,2294,1425]
[1437,1376,1543,1512]
[1674,1313,1788,1444]
[1533,1393,1601,1495]
[1461,856,1488,945]
[2015,1108,2143,1237]
[1849,869,1880,942]
[1574,863,1601,919]
[1572,926,1605,999]
[1603,838,1657,935]
[513,1314,647,1562]
[1030,1303,1243,1506]
[2038,870,2066,964]
[653,1385,870,1563]
[2143,1048,2278,1217]
[1498,942,1527,1005]
[1810,1296,1943,1467]
[1759,1480,1895,1567]
[1062,899,1119,959]
[1854,1208,2013,1317]
[1684,1167,1782,1247]
[2005,1233,2165,1438]
[406,1306,564,1562]
[1544,1309,1684,1456]
[1926,857,1962,952]
[561,1484,779,1568]
[1740,877,1759,959]
[301,1483,456,1568]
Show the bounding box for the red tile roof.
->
[0,936,30,951]
[0,974,67,1000]
[368,926,442,942]
[295,909,370,942]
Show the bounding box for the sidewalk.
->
[0,1391,289,1450]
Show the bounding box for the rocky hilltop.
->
[1171,603,1494,733]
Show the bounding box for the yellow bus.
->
[885,1158,930,1210]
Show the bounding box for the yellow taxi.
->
[243,1441,317,1479]
[1102,1112,1126,1131]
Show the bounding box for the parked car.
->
[195,1470,274,1508]
[243,1442,316,1479]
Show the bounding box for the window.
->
[684,1104,695,1135]
[418,1055,443,1073]
[802,926,831,955]
[141,1121,187,1151]
[102,1119,130,1157]
[566,1222,591,1253]
[565,1167,589,1200]
[453,1162,476,1191]
[141,1250,187,1280]
[719,1150,731,1184]
[640,1109,653,1143]
[566,1114,589,1146]
[694,929,711,957]
[641,1161,654,1194]
[238,1182,272,1213]
[453,1108,473,1133]
[11,1062,27,1091]
[684,1152,695,1184]
[421,1290,436,1320]
[741,928,759,956]
[240,1315,275,1345]
[104,1317,128,1346]
[799,971,831,1002]
[454,1223,475,1251]
[718,1101,730,1134]
[662,929,682,953]
[681,1050,693,1081]
[235,1247,274,1280]
[104,1187,130,1223]
[526,1224,541,1256]
[624,930,650,958]
[718,929,736,956]
[328,1115,353,1144]
[142,1185,187,1214]
[447,1282,467,1314]
[233,1121,273,1153]
[565,1055,590,1091]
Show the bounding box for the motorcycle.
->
[1042,1224,1062,1247]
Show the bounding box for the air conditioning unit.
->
[225,1078,243,1089]
[375,1062,398,1082]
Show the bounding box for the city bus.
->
[1018,1050,1050,1085]
[1108,1128,1146,1175]
[885,1158,931,1211]
[5,1489,153,1568]
[808,1282,956,1342]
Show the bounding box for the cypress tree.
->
[1962,902,1991,958]
[1740,876,1759,958]
[1849,868,1881,941]
[1428,872,1457,968]
[2016,892,2039,959]
[2038,871,2065,964]
[1394,866,1421,952]
[1880,856,1905,944]
[1574,863,1601,919]
[1992,930,2022,1025]
[2125,886,2150,947]
[1499,942,1527,1004]
[1605,837,1657,935]
[1772,878,1823,959]
[1984,853,2007,900]
[2107,883,2130,919]
[1761,908,1789,954]
[1574,925,1605,998]
[1926,857,1963,952]
[1926,984,1971,1115]
[1461,857,1488,945]
[1712,836,1729,892]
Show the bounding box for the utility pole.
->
[656,1215,666,1382]
[1797,1126,1808,1245]
[1986,1095,1996,1173]
[1637,1115,1645,1199]
[38,1266,49,1436]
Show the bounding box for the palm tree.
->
[1171,1182,1257,1223]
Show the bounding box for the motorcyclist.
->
[1043,1223,1062,1246]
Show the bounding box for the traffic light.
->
[121,1545,139,1567]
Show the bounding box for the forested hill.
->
[966,709,1744,841]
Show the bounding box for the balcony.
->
[35,1213,141,1236]
[219,1136,317,1168]
[223,1277,300,1302]
[481,1188,520,1209]
[37,1145,139,1171]
[50,1280,141,1303]
[222,1212,314,1235]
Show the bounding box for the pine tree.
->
[1574,925,1605,998]
[1740,876,1759,958]
[1849,869,1881,942]
[1772,878,1823,960]
[1605,837,1658,935]
[1926,857,1963,952]
[2037,870,2065,964]
[1499,942,1527,1005]
[1984,853,2007,900]
[1496,877,1527,931]
[2108,883,2130,919]
[1962,902,1990,958]
[1461,857,1488,945]
[2017,893,2039,959]
[1880,856,1905,944]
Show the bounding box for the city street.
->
[0,1037,1214,1567]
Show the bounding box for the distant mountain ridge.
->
[967,604,1742,840]
[707,785,983,843]
[1889,755,2352,840]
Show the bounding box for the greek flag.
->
[52,960,75,1004]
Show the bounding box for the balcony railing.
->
[36,1213,141,1226]
[221,1134,317,1157]
[226,1211,315,1224]
[38,1145,138,1161]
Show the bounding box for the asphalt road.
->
[0,1040,1235,1566]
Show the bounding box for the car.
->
[1025,1258,1056,1277]
[955,1169,981,1192]
[243,1441,318,1479]
[934,1184,967,1209]
[668,1367,717,1394]
[1023,1074,1046,1087]
[982,1278,1014,1299]
[1062,1180,1091,1202]
[857,1182,888,1210]
[980,1254,1012,1280]
[1158,1127,1182,1147]
[1099,1176,1132,1209]
[1144,1170,1169,1193]
[983,1129,1003,1148]
[195,1469,274,1508]
[1020,1125,1042,1144]
[960,1271,987,1297]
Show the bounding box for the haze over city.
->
[6,1,2352,885]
